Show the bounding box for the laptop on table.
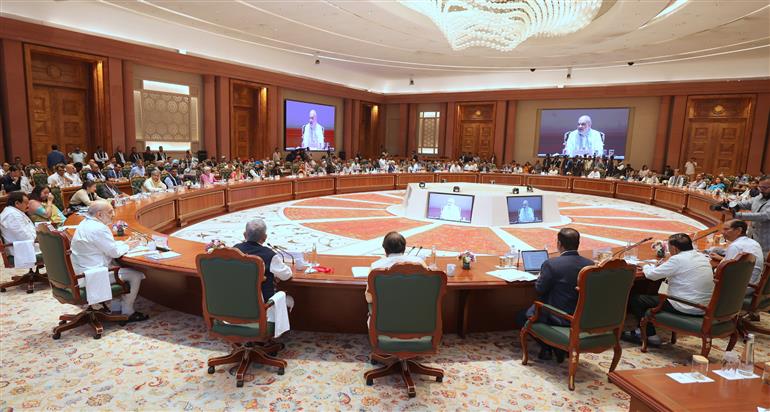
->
[520,250,549,274]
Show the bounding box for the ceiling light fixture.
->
[400,0,603,52]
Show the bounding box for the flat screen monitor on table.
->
[426,192,474,223]
[507,195,543,224]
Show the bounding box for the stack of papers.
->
[486,269,538,282]
[146,251,181,260]
[352,266,370,278]
[666,372,714,384]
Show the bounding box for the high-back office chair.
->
[130,177,145,195]
[196,248,287,388]
[364,263,447,398]
[520,258,636,391]
[739,251,770,337]
[641,252,755,357]
[0,228,46,294]
[36,225,129,339]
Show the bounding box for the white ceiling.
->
[2,0,769,94]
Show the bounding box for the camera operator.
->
[720,176,770,255]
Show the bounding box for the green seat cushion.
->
[377,335,433,353]
[52,283,127,303]
[743,296,770,312]
[211,320,274,338]
[647,310,736,336]
[529,322,616,350]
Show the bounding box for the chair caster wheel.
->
[26,289,33,294]
[269,352,278,357]
[207,366,215,374]
[408,392,416,398]
[366,379,373,386]
[59,320,67,325]
[277,368,284,376]
[370,359,378,365]
[236,381,244,388]
[93,334,101,340]
[0,288,6,292]
[52,333,61,340]
[436,377,443,382]
[118,321,127,326]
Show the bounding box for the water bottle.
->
[509,245,519,268]
[738,334,755,377]
[430,245,437,269]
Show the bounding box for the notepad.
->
[145,251,181,260]
[352,266,370,278]
[666,372,714,384]
[486,269,538,282]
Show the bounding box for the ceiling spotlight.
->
[409,76,414,86]
[313,52,320,65]
[627,61,635,66]
[530,68,536,72]
[566,67,573,79]
[315,59,320,65]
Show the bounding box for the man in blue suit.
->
[516,228,594,362]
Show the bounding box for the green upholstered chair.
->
[641,252,755,357]
[0,229,46,294]
[32,172,49,188]
[219,169,232,181]
[50,186,65,211]
[520,258,636,391]
[36,225,129,339]
[196,247,287,388]
[364,263,447,398]
[130,177,145,195]
[121,168,131,179]
[739,251,770,337]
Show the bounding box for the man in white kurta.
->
[300,110,326,150]
[142,170,167,193]
[0,192,39,256]
[439,198,462,221]
[70,201,148,321]
[518,200,535,223]
[563,115,604,157]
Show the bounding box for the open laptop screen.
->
[521,250,549,272]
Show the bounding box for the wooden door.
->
[29,85,89,162]
[460,123,480,154]
[686,120,745,174]
[232,107,252,159]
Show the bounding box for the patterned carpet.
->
[2,267,768,411]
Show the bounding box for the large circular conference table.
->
[63,172,725,336]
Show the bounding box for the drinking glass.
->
[691,355,709,381]
[446,263,456,276]
[721,351,740,377]
[762,362,770,385]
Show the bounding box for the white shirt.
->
[71,216,128,276]
[564,129,604,157]
[449,164,462,173]
[587,170,601,179]
[370,253,427,270]
[65,172,82,186]
[94,152,109,162]
[269,254,293,281]
[642,249,714,314]
[0,206,37,256]
[20,176,34,194]
[301,122,325,150]
[685,161,697,175]
[722,236,764,286]
[47,173,68,187]
[143,178,167,192]
[440,203,462,221]
[70,151,87,164]
[518,206,535,223]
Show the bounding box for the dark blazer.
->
[535,250,594,326]
[97,183,123,199]
[233,241,277,302]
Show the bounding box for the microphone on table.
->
[611,237,653,259]
[691,228,720,244]
[267,243,294,266]
[408,245,417,255]
[415,246,423,256]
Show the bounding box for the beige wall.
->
[279,88,344,153]
[514,97,661,167]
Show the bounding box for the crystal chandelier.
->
[400,0,603,52]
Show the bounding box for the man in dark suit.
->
[47,145,67,171]
[516,228,594,362]
[233,219,293,305]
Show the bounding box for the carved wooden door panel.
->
[232,107,251,159]
[29,87,54,163]
[685,121,712,174]
[711,121,745,175]
[29,86,89,162]
[460,123,479,154]
[478,124,493,159]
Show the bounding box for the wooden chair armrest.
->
[74,274,85,280]
[538,302,574,322]
[660,294,708,311]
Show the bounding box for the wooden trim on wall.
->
[215,76,230,160]
[397,104,408,156]
[652,96,672,171]
[202,75,216,156]
[407,104,418,156]
[444,102,456,160]
[493,100,506,163]
[0,39,30,162]
[749,93,770,175]
[667,95,688,169]
[122,61,136,152]
[108,57,125,154]
[504,100,517,164]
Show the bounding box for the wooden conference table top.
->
[609,364,770,412]
[60,173,724,289]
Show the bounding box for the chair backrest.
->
[0,228,12,269]
[368,263,447,349]
[50,186,65,211]
[130,177,145,194]
[710,252,755,320]
[573,258,636,333]
[36,225,82,301]
[32,172,48,188]
[196,248,268,331]
[751,253,770,311]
